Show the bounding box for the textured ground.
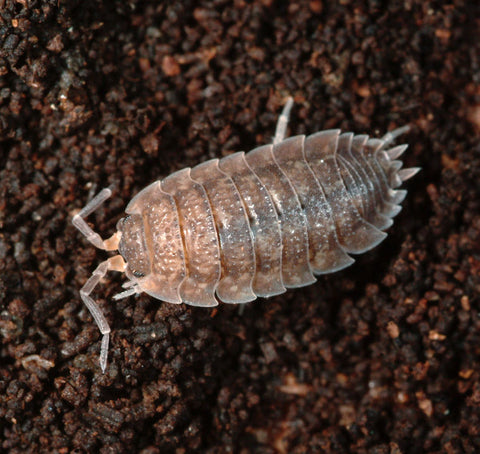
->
[1,0,479,453]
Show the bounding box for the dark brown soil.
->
[1,1,479,453]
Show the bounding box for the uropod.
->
[73,98,419,372]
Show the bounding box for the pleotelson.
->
[124,129,412,307]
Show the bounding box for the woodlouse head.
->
[117,214,151,280]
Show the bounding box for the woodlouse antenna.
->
[73,188,126,372]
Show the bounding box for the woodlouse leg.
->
[80,255,126,373]
[113,284,140,301]
[273,96,294,145]
[72,188,119,250]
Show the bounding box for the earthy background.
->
[1,0,479,452]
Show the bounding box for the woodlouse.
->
[73,98,419,372]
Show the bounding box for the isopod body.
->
[73,99,419,371]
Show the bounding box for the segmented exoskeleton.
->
[73,98,419,371]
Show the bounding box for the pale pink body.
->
[73,98,419,371]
